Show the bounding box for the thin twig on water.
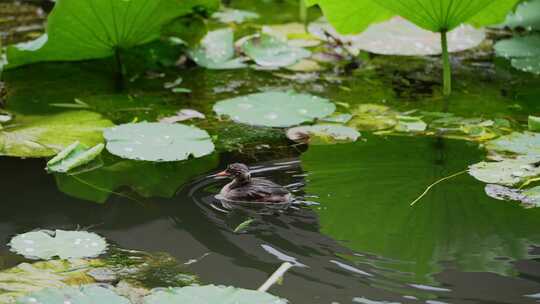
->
[410,170,468,207]
[258,262,294,292]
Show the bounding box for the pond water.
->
[2,0,540,303]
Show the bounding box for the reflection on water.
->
[2,136,540,303]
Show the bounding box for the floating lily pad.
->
[262,23,321,48]
[9,230,108,260]
[286,124,360,144]
[485,184,540,207]
[503,0,540,31]
[142,285,288,304]
[495,35,540,74]
[212,8,259,24]
[213,91,335,128]
[348,104,398,131]
[16,285,130,304]
[4,0,218,68]
[485,132,540,156]
[242,34,311,67]
[309,17,485,56]
[46,142,104,173]
[159,109,206,124]
[189,28,247,70]
[103,122,214,162]
[468,155,540,186]
[394,116,427,133]
[0,111,113,158]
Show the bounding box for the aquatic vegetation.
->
[16,285,130,304]
[0,259,99,303]
[0,111,113,158]
[103,122,214,162]
[494,35,540,74]
[241,34,311,68]
[502,0,540,31]
[485,132,540,156]
[9,230,107,260]
[189,28,247,70]
[142,285,288,304]
[286,124,360,144]
[309,17,485,56]
[213,91,335,128]
[46,141,104,173]
[306,0,520,95]
[212,8,259,24]
[469,155,540,186]
[529,116,540,132]
[485,184,540,207]
[3,0,219,69]
[262,23,321,48]
[159,109,206,124]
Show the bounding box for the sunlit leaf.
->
[286,124,360,144]
[241,34,311,68]
[189,28,247,69]
[495,35,540,74]
[469,155,540,186]
[5,0,219,68]
[46,141,104,173]
[16,285,129,304]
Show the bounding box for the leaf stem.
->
[114,48,125,91]
[299,0,307,25]
[441,30,451,96]
[410,170,467,207]
[258,262,294,292]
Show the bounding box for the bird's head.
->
[215,163,251,180]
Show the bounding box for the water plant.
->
[306,0,520,95]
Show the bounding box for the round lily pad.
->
[468,155,540,186]
[286,124,360,144]
[9,230,107,260]
[241,34,311,67]
[142,285,288,304]
[103,122,215,162]
[485,132,540,156]
[16,285,129,304]
[213,91,335,128]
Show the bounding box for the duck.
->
[215,163,292,204]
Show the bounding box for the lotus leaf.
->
[0,111,113,158]
[348,104,398,131]
[103,122,214,162]
[309,17,485,56]
[468,155,540,186]
[0,260,98,303]
[485,132,540,156]
[394,116,427,133]
[286,124,360,144]
[529,116,540,132]
[213,91,335,128]
[46,142,104,173]
[189,28,247,69]
[16,285,130,304]
[262,23,321,48]
[142,285,288,304]
[503,0,540,31]
[5,0,219,68]
[241,34,311,67]
[212,8,259,24]
[495,35,540,74]
[9,230,108,260]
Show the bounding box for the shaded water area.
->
[2,0,540,303]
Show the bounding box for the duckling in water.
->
[215,163,292,204]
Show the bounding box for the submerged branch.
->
[410,170,468,207]
[258,262,294,292]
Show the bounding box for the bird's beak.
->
[214,170,229,177]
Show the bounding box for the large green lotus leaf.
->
[485,132,540,156]
[503,0,540,31]
[213,91,335,128]
[0,111,114,158]
[305,0,393,34]
[54,153,219,203]
[188,28,247,70]
[495,35,540,74]
[310,17,485,56]
[46,142,104,173]
[16,285,129,304]
[376,0,520,32]
[468,155,540,186]
[104,122,214,162]
[142,285,287,304]
[241,34,311,67]
[9,230,108,260]
[5,0,219,69]
[0,260,98,303]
